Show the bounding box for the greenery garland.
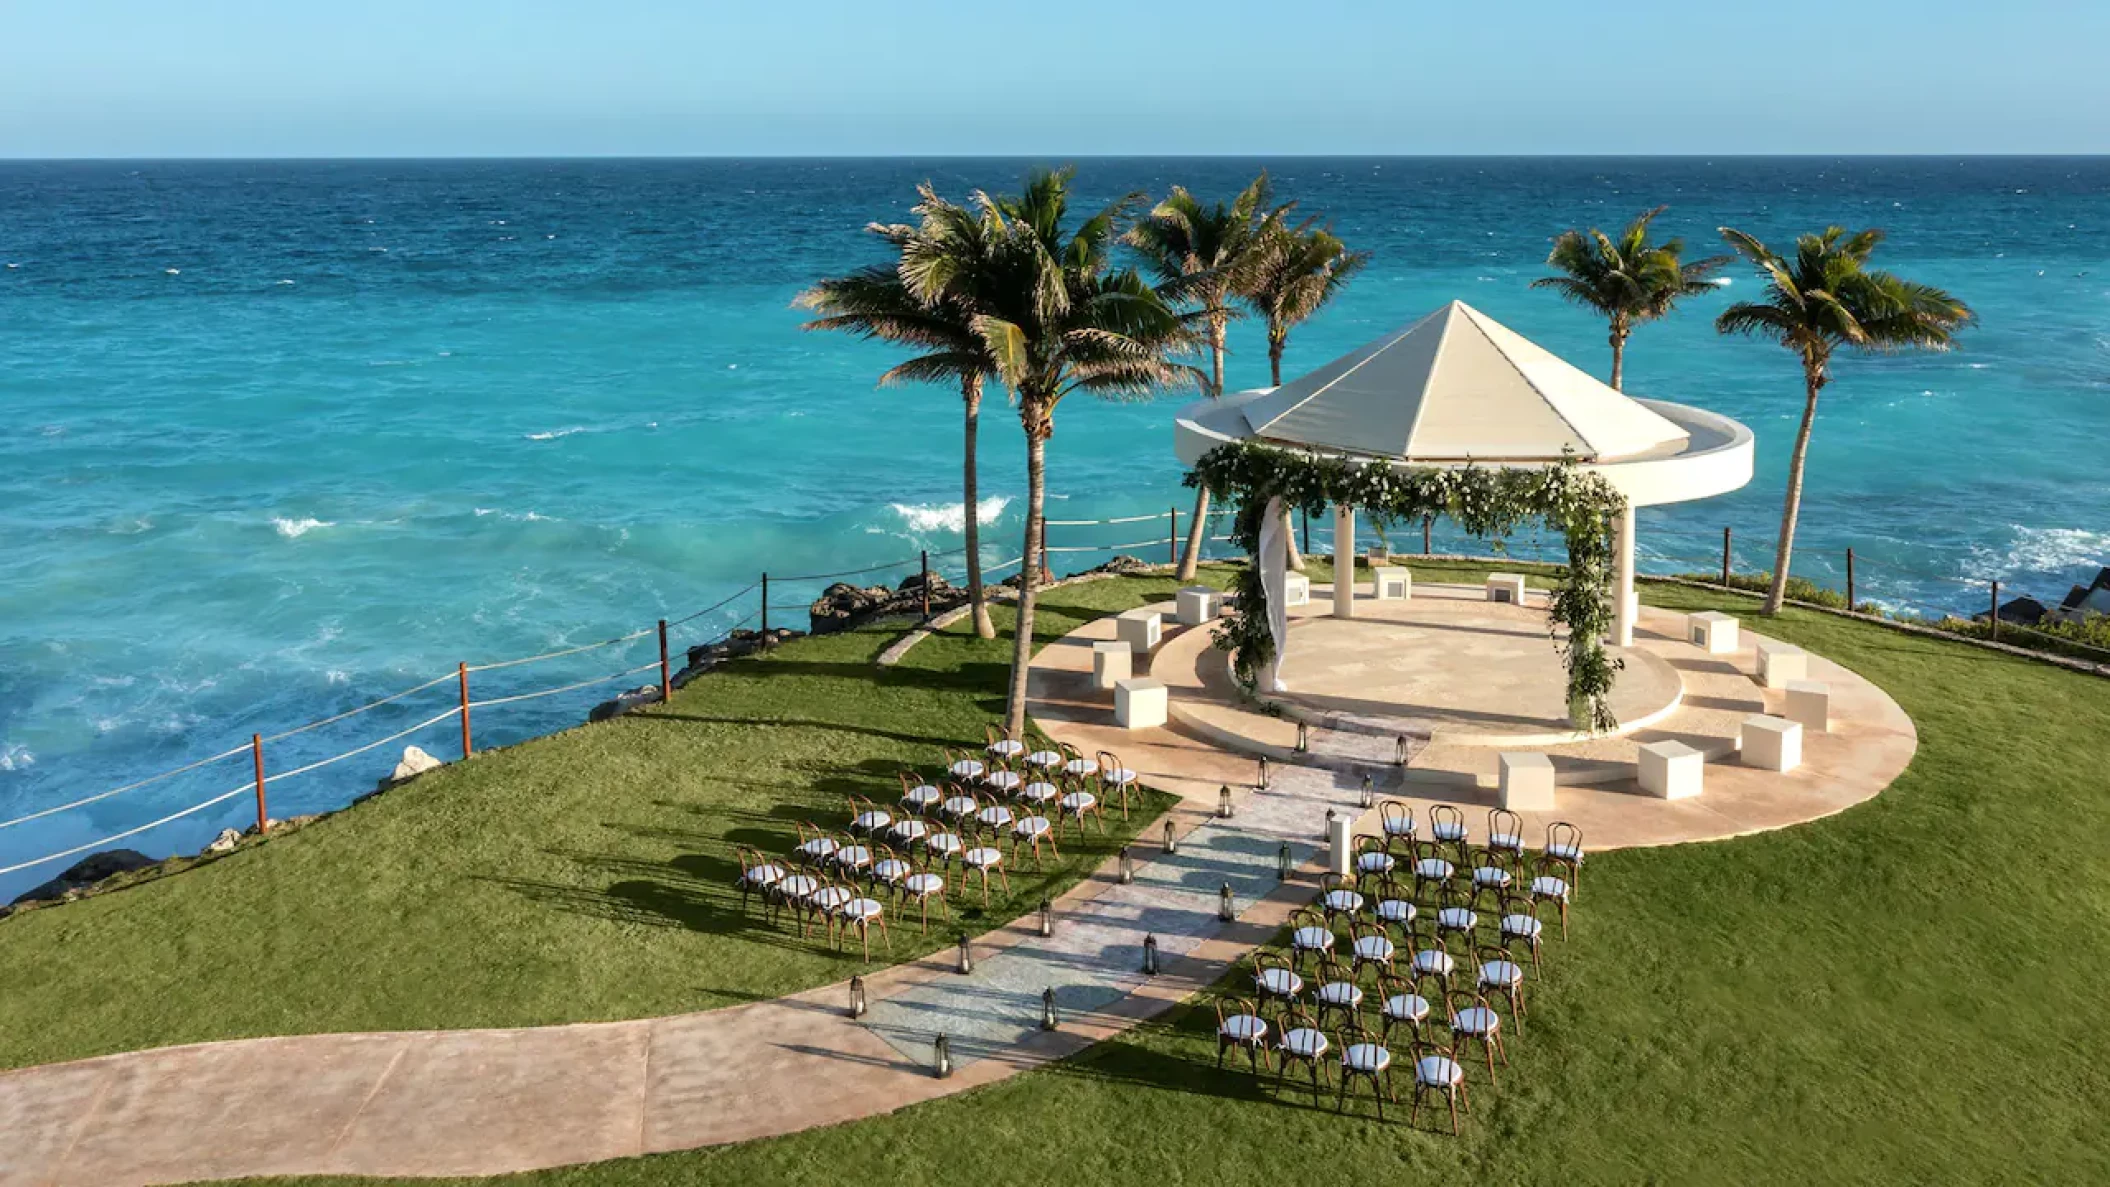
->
[1186,441,1630,731]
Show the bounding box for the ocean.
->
[3,156,2106,896]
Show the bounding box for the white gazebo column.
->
[1613,503,1637,647]
[1332,504,1356,619]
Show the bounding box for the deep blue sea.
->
[4,157,2107,896]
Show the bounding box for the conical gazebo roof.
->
[1237,301,1690,463]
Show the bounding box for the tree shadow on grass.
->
[638,712,970,753]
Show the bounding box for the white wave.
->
[0,744,32,772]
[326,669,351,685]
[1709,277,1733,287]
[272,516,333,539]
[890,496,1010,534]
[473,507,558,523]
[525,426,585,441]
[1963,525,2110,580]
[164,268,180,275]
[109,516,153,535]
[277,279,295,285]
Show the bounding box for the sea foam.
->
[890,496,1010,534]
[272,516,333,539]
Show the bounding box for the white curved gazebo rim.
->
[1174,390,1753,509]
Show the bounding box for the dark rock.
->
[588,684,664,722]
[11,848,158,906]
[807,577,966,636]
[1091,555,1152,575]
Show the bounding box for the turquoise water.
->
[4,157,2107,894]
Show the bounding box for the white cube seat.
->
[1175,585,1221,626]
[1091,640,1132,692]
[1486,574,1529,605]
[1282,573,1311,607]
[1373,566,1411,601]
[1756,640,1808,689]
[1688,611,1739,654]
[1114,677,1168,730]
[1784,679,1830,733]
[1637,739,1704,800]
[1739,714,1803,772]
[1497,751,1556,810]
[1115,608,1162,655]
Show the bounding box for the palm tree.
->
[1127,174,1288,580]
[1245,219,1370,387]
[946,168,1199,735]
[1716,226,1975,615]
[798,186,1002,638]
[1531,206,1729,390]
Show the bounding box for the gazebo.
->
[1176,300,1754,699]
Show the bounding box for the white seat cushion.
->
[778,874,819,899]
[1255,968,1303,997]
[1316,981,1362,1007]
[949,759,985,779]
[873,859,911,883]
[1481,960,1523,988]
[835,845,871,868]
[743,863,786,887]
[799,838,839,859]
[1376,899,1416,925]
[941,796,978,818]
[1412,950,1454,977]
[926,833,963,856]
[853,811,891,832]
[1437,907,1477,931]
[1060,792,1098,813]
[1323,890,1364,914]
[1415,859,1453,880]
[964,847,1002,869]
[989,739,1026,758]
[1472,867,1512,889]
[1452,1005,1500,1035]
[902,785,941,808]
[890,820,929,843]
[986,770,1022,792]
[1417,1055,1464,1086]
[842,898,883,921]
[1013,816,1052,838]
[976,806,1014,829]
[1101,767,1137,785]
[1063,758,1096,777]
[1357,853,1396,874]
[1282,1028,1328,1058]
[1382,817,1416,837]
[1383,993,1429,1023]
[1353,935,1395,963]
[1027,749,1062,768]
[812,887,853,912]
[1344,1043,1391,1074]
[1548,843,1585,863]
[905,873,944,896]
[1020,782,1059,803]
[1501,914,1543,940]
[1432,823,1467,843]
[1220,1014,1267,1042]
[1489,832,1523,851]
[1531,876,1570,900]
[1292,926,1334,952]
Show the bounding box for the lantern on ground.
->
[934,1033,953,1078]
[1258,755,1271,789]
[956,933,973,975]
[849,975,867,1019]
[1143,934,1160,975]
[1039,896,1054,938]
[1118,845,1135,885]
[1295,722,1310,753]
[1218,881,1235,922]
[1277,842,1293,880]
[1164,820,1178,854]
[1218,785,1234,819]
[1395,735,1410,766]
[1360,774,1375,810]
[1040,987,1060,1031]
[1324,807,1337,840]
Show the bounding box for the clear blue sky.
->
[5,0,2106,157]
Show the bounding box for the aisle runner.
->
[864,725,1415,1068]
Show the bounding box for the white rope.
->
[0,743,250,832]
[0,784,252,877]
[264,707,464,784]
[466,627,656,673]
[1044,538,1169,554]
[984,556,1024,573]
[1044,511,1169,526]
[261,671,458,742]
[466,661,662,710]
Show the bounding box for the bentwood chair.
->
[960,827,1010,906]
[1056,781,1103,838]
[771,869,820,933]
[1446,988,1507,1086]
[1095,750,1139,819]
[898,771,943,818]
[1252,950,1304,1015]
[1336,1021,1396,1120]
[943,747,986,786]
[1429,804,1470,863]
[836,887,891,961]
[805,879,855,944]
[1409,930,1458,990]
[1350,921,1397,981]
[1433,884,1480,946]
[1411,839,1456,901]
[793,821,839,870]
[1216,995,1272,1072]
[1485,807,1525,867]
[1409,1037,1471,1135]
[887,809,930,852]
[846,794,891,840]
[1476,942,1528,1034]
[1318,872,1364,928]
[733,846,786,919]
[1544,821,1585,895]
[1310,954,1364,1028]
[869,843,912,895]
[1372,876,1417,940]
[1375,971,1432,1045]
[985,723,1027,763]
[983,760,1024,800]
[901,854,949,934]
[1468,845,1514,905]
[1528,855,1573,939]
[1058,741,1096,785]
[1380,799,1417,843]
[831,835,874,884]
[1287,907,1336,970]
[1497,893,1547,972]
[1274,1007,1332,1104]
[923,823,966,870]
[1354,834,1399,887]
[1024,737,1066,779]
[1010,807,1057,868]
[938,786,982,827]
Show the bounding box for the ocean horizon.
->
[4,155,2107,897]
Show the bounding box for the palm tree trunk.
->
[1268,333,1285,387]
[1175,314,1230,582]
[1609,325,1627,391]
[1004,423,1048,737]
[961,376,994,638]
[1764,364,1824,615]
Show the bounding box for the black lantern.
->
[1142,934,1160,975]
[1295,721,1310,753]
[956,933,973,975]
[1218,784,1234,819]
[849,974,867,1018]
[1218,881,1235,922]
[934,1032,953,1078]
[1324,806,1337,840]
[1258,755,1270,789]
[1276,841,1293,880]
[1360,774,1375,810]
[1118,845,1135,885]
[1395,734,1410,766]
[1164,819,1178,854]
[1040,987,1060,1031]
[1039,896,1054,938]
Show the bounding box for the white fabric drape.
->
[1256,496,1290,692]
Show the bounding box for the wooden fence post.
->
[251,733,267,833]
[458,662,472,759]
[760,573,769,636]
[1990,580,2001,641]
[1423,515,1432,555]
[1168,506,1178,566]
[920,550,931,619]
[1039,518,1051,583]
[1846,549,1855,610]
[1721,527,1732,586]
[658,619,672,702]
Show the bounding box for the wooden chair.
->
[1252,950,1304,1015]
[1411,839,1456,901]
[1350,921,1397,981]
[1274,1007,1332,1104]
[1409,1037,1470,1135]
[1058,741,1096,785]
[1024,738,1066,778]
[1433,884,1479,946]
[733,846,786,918]
[1379,798,1416,842]
[901,854,949,934]
[1057,783,1103,838]
[869,844,912,895]
[1409,930,1457,990]
[943,747,986,785]
[985,723,1027,763]
[923,825,965,870]
[831,836,874,884]
[938,786,982,827]
[1287,907,1336,970]
[792,821,839,870]
[1095,750,1139,819]
[973,798,1016,835]
[771,870,820,933]
[1310,954,1364,1028]
[1485,807,1525,866]
[897,771,942,817]
[1318,872,1364,928]
[836,889,891,961]
[1016,776,1060,816]
[1476,942,1528,1034]
[1215,996,1271,1071]
[846,794,891,839]
[1528,855,1573,939]
[1375,971,1431,1045]
[804,879,854,944]
[1498,893,1547,971]
[1336,1021,1396,1120]
[961,828,1010,906]
[887,812,930,852]
[1010,808,1058,869]
[1545,821,1585,896]
[1353,834,1398,887]
[1446,988,1507,1086]
[1467,844,1514,905]
[1372,876,1417,939]
[1429,804,1469,863]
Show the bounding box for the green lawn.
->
[222,574,2110,1186]
[0,569,1216,1071]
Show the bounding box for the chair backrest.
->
[1058,740,1086,765]
[1337,1020,1379,1057]
[1381,799,1413,833]
[1547,820,1583,855]
[1319,870,1348,898]
[1488,806,1521,841]
[796,820,824,846]
[848,793,875,817]
[1411,1037,1458,1076]
[1280,1006,1319,1038]
[1445,987,1485,1023]
[1287,906,1325,933]
[1500,893,1538,924]
[1217,995,1258,1028]
[1351,921,1388,948]
[1376,971,1411,1002]
[1437,882,1473,912]
[1430,804,1465,835]
[1254,949,1290,979]
[1375,875,1410,905]
[985,723,1010,749]
[1315,953,1351,986]
[1095,749,1121,777]
[1414,838,1449,863]
[899,771,926,797]
[1475,941,1514,972]
[1355,833,1387,859]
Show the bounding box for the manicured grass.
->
[0,569,1221,1071]
[238,576,2110,1185]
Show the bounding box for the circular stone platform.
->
[1270,600,1682,745]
